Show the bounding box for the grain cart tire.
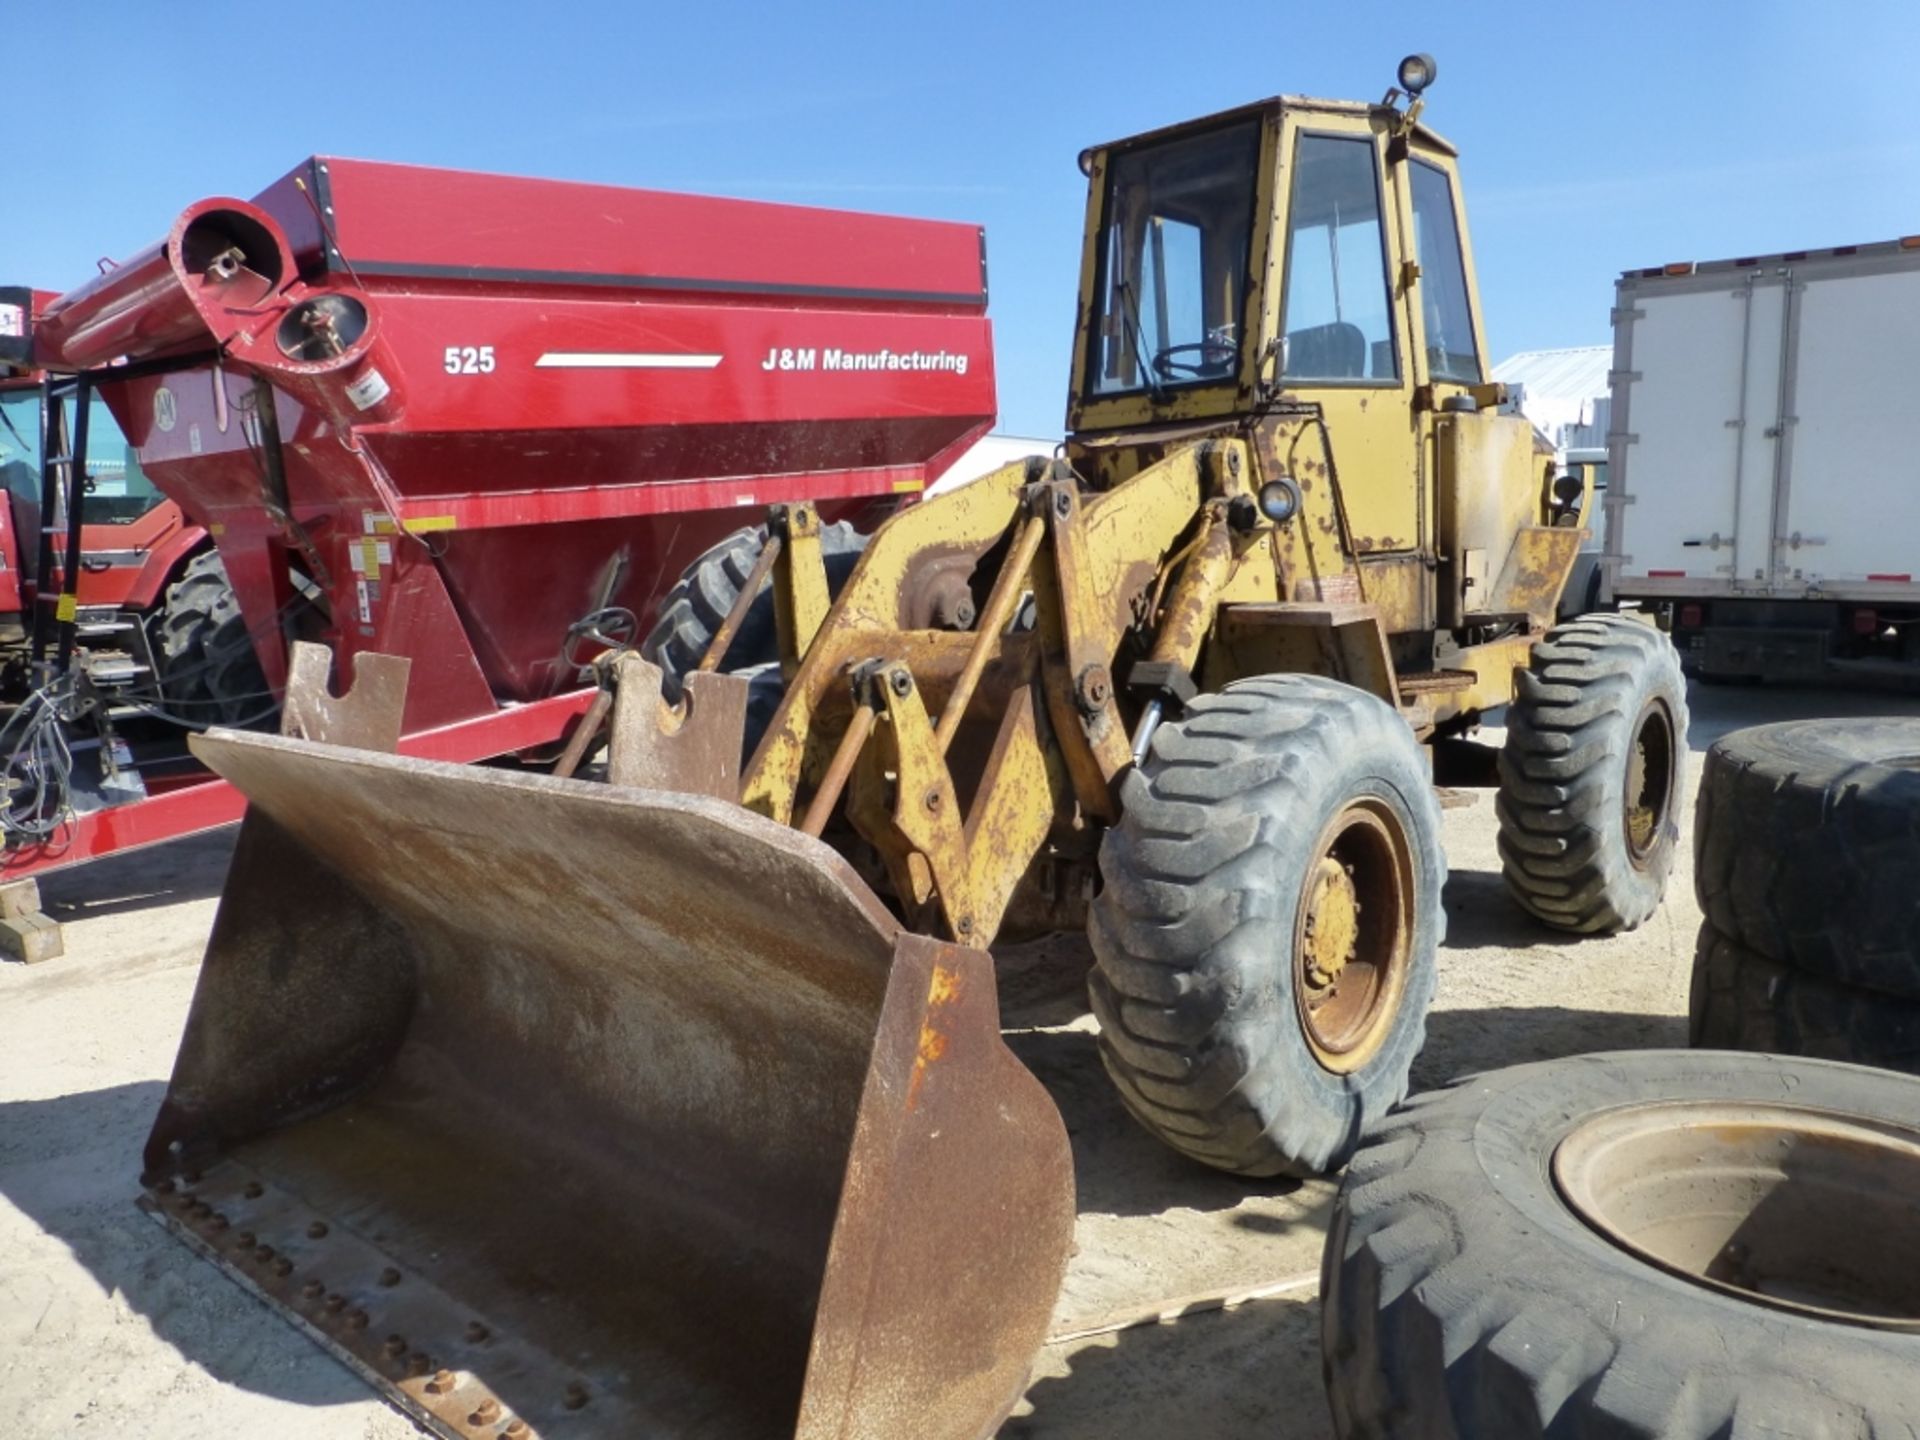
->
[155,549,272,728]
[1088,675,1444,1179]
[1322,1050,1920,1439]
[1696,717,1920,1001]
[641,521,866,698]
[1497,613,1687,933]
[1689,921,1920,1073]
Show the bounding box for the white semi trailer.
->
[1603,235,1920,681]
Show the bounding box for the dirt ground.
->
[5,680,1919,1440]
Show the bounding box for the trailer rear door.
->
[1610,272,1789,592]
[1777,261,1920,588]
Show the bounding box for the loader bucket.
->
[140,731,1073,1440]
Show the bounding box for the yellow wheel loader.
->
[142,56,1687,1440]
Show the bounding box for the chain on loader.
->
[141,57,1688,1438]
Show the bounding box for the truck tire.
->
[1689,921,1920,1073]
[1497,614,1687,933]
[1087,675,1444,1179]
[641,521,866,698]
[154,550,272,728]
[1323,1050,1920,1439]
[1696,717,1920,1001]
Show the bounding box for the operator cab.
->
[1068,57,1490,442]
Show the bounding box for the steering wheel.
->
[1152,340,1237,379]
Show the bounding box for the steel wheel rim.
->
[1292,798,1414,1073]
[1623,697,1676,866]
[1554,1100,1920,1331]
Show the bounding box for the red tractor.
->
[0,289,253,713]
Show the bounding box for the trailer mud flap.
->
[140,731,1073,1439]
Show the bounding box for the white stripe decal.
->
[534,352,722,369]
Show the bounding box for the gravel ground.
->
[5,679,1918,1440]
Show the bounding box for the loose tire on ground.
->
[1497,613,1688,933]
[1323,1049,1920,1438]
[1696,717,1920,1001]
[1689,920,1920,1073]
[154,549,272,728]
[1087,675,1444,1179]
[640,521,866,698]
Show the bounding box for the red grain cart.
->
[13,159,994,877]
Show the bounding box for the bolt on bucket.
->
[141,730,1073,1439]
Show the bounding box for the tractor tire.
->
[1322,1049,1920,1438]
[1696,717,1920,1001]
[1689,921,1920,1074]
[641,521,866,699]
[154,550,272,729]
[1087,675,1444,1179]
[1497,613,1688,933]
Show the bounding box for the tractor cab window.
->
[1280,135,1397,383]
[0,388,40,505]
[1086,121,1260,398]
[1409,160,1481,383]
[0,388,161,523]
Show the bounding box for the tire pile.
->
[1690,718,1920,1071]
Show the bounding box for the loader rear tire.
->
[154,549,272,728]
[1689,921,1920,1073]
[1696,717,1920,1001]
[1322,1050,1920,1438]
[641,521,866,699]
[1088,675,1444,1179]
[1497,613,1687,933]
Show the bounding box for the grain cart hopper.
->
[141,59,1688,1438]
[11,161,991,877]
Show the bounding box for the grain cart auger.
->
[142,57,1688,1439]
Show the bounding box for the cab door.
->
[1268,109,1423,614]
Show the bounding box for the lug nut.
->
[235,1231,256,1250]
[426,1369,457,1396]
[405,1352,431,1378]
[504,1421,529,1439]
[207,1213,229,1232]
[564,1381,590,1410]
[273,1257,293,1277]
[378,1267,402,1288]
[383,1335,408,1357]
[301,1281,325,1300]
[307,1221,329,1239]
[254,1245,275,1263]
[464,1321,490,1344]
[469,1398,501,1425]
[346,1309,369,1330]
[243,1181,264,1199]
[325,1293,347,1313]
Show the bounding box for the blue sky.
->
[6,1,1916,436]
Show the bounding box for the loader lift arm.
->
[729,442,1276,947]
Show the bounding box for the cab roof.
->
[1085,94,1458,161]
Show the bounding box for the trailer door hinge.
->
[1780,533,1826,550]
[1610,306,1645,323]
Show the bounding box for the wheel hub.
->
[1301,857,1360,989]
[1623,698,1676,865]
[1291,799,1415,1075]
[1554,1100,1920,1331]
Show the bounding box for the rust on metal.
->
[278,640,411,752]
[699,531,784,673]
[605,653,749,800]
[146,730,1073,1438]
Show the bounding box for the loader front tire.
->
[642,521,866,699]
[1497,613,1688,933]
[154,549,272,728]
[1088,675,1444,1178]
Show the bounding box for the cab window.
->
[1409,160,1481,383]
[1086,121,1260,398]
[1280,135,1397,383]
